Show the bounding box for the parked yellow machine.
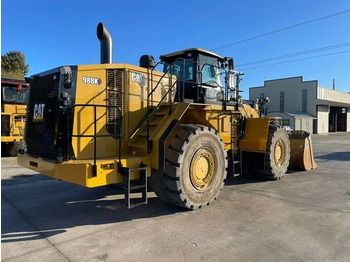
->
[18,23,316,209]
[1,78,29,156]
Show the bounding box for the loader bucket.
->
[289,131,317,171]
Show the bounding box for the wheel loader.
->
[17,23,316,209]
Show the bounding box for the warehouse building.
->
[249,76,350,134]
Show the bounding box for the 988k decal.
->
[82,76,102,85]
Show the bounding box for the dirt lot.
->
[1,133,350,262]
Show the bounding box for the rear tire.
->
[151,124,227,210]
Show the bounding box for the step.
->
[149,120,164,126]
[121,165,148,209]
[135,124,158,137]
[129,184,147,191]
[129,105,171,152]
[154,106,171,114]
[129,142,146,149]
[154,111,167,116]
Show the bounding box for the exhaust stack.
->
[97,22,113,64]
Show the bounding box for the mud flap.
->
[289,131,317,171]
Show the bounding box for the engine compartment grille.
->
[26,71,60,160]
[106,69,123,138]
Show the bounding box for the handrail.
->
[148,57,188,103]
[63,104,123,176]
[199,63,244,106]
[146,79,178,152]
[145,58,231,153]
[144,59,186,153]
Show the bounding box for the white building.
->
[249,76,350,134]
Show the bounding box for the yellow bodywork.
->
[239,118,270,152]
[18,154,151,188]
[179,104,238,151]
[1,104,26,142]
[70,64,176,160]
[238,100,260,119]
[19,63,177,187]
[18,63,271,188]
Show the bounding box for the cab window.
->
[2,85,28,104]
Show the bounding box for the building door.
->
[313,119,317,134]
[329,107,347,132]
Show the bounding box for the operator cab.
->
[160,48,230,104]
[1,78,29,105]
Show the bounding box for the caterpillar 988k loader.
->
[18,23,316,209]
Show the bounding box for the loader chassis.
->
[18,23,315,210]
[18,61,287,209]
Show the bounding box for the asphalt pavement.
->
[1,132,350,262]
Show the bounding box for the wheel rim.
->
[274,139,285,167]
[190,147,216,190]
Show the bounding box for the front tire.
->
[152,124,227,210]
[264,125,290,179]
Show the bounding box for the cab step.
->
[232,150,242,177]
[233,160,241,177]
[119,164,148,209]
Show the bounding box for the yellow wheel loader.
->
[18,23,316,209]
[1,78,29,156]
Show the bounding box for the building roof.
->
[269,111,316,119]
[317,86,350,107]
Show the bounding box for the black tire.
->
[151,124,227,210]
[149,168,172,202]
[8,142,21,157]
[263,125,290,180]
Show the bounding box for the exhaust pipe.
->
[97,22,113,64]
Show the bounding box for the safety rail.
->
[63,104,123,177]
[145,59,186,153]
[143,58,243,154]
[148,57,188,106]
[198,62,244,104]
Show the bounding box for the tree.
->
[1,51,29,79]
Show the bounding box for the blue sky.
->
[2,0,350,98]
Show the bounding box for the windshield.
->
[199,54,222,87]
[2,85,29,104]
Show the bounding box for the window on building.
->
[280,92,285,112]
[302,89,307,113]
[282,119,290,126]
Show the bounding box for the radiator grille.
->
[106,69,123,138]
[26,72,60,160]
